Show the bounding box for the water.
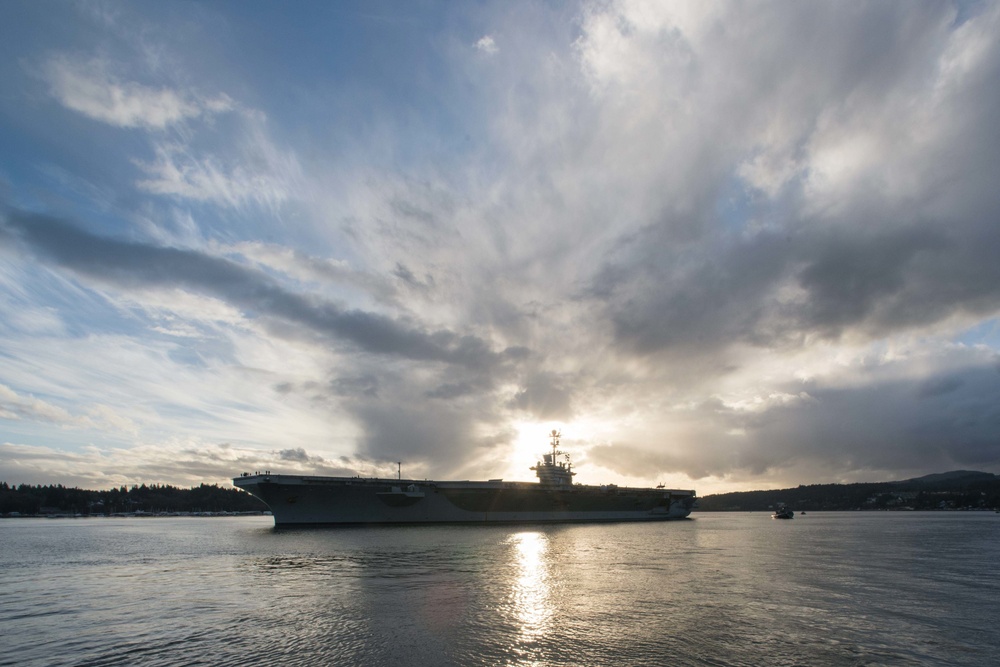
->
[1,512,997,666]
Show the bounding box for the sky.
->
[1,0,999,494]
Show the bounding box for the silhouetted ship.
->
[233,431,696,526]
[771,504,794,519]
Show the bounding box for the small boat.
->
[772,504,794,519]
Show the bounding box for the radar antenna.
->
[532,429,575,487]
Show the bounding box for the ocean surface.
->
[1,512,997,666]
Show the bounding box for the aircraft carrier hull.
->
[232,474,696,526]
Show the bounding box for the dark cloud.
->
[392,262,435,291]
[593,229,792,355]
[326,358,516,474]
[426,381,479,400]
[577,2,1000,366]
[506,371,575,421]
[751,364,1000,475]
[588,358,1000,485]
[277,447,311,462]
[352,399,479,467]
[917,376,964,399]
[796,226,947,336]
[588,443,712,483]
[329,375,381,399]
[2,210,510,370]
[595,214,1000,358]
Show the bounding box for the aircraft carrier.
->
[233,431,695,526]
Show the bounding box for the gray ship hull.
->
[232,474,696,526]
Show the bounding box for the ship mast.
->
[531,429,576,487]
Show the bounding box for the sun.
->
[503,421,565,481]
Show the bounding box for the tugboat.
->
[771,504,794,519]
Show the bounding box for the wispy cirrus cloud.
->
[40,54,232,129]
[38,52,297,214]
[134,130,301,212]
[0,383,138,435]
[0,383,76,424]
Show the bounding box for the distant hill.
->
[900,470,998,485]
[697,471,1000,512]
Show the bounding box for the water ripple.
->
[0,514,997,666]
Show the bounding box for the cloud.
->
[277,447,311,462]
[2,211,517,370]
[475,35,499,55]
[567,1,1000,359]
[506,371,574,421]
[37,49,296,213]
[134,114,302,211]
[40,55,231,129]
[0,380,141,438]
[585,345,1000,489]
[0,439,366,489]
[589,214,1000,360]
[218,241,436,316]
[1,210,533,474]
[0,383,76,425]
[4,1,1000,492]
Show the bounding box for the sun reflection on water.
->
[508,531,553,650]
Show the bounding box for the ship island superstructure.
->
[233,431,695,526]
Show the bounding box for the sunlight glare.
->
[508,531,552,646]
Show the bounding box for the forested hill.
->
[0,482,267,516]
[697,471,1000,512]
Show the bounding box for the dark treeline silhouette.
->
[697,471,1000,511]
[0,481,267,516]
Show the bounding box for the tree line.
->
[0,481,267,516]
[696,473,1000,511]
